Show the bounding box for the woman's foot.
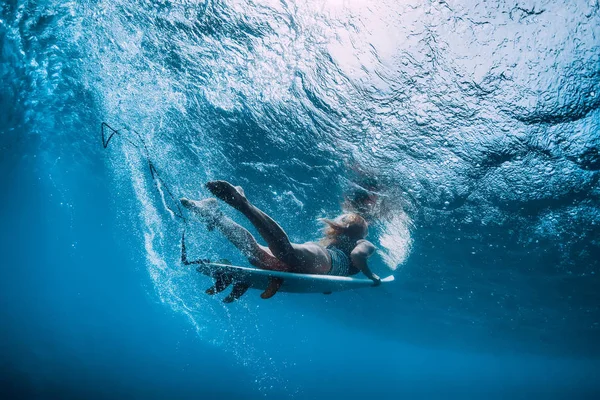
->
[180,197,221,230]
[206,181,248,211]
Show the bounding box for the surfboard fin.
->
[205,272,233,295]
[223,283,250,303]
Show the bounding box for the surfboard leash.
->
[101,122,187,220]
[101,122,211,267]
[181,231,211,266]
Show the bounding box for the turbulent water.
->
[2,0,600,398]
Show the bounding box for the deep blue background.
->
[1,135,599,399]
[0,141,258,399]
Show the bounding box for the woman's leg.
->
[206,181,302,267]
[180,198,291,271]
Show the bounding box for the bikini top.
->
[326,243,360,275]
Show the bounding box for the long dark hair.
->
[319,213,369,249]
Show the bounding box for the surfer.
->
[181,180,381,300]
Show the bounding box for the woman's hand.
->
[370,273,381,286]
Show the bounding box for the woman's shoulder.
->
[351,239,376,254]
[355,239,375,247]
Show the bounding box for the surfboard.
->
[196,262,394,294]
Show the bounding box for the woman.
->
[181,180,381,300]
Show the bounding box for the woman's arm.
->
[350,240,381,285]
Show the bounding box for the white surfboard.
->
[196,262,394,294]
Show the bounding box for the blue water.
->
[2,0,600,398]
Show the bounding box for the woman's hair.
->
[319,213,369,247]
